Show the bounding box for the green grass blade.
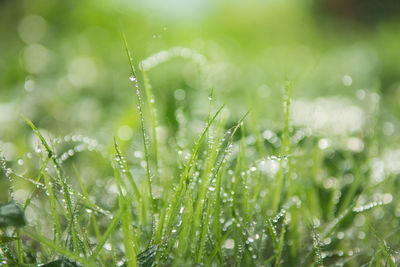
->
[274,226,286,267]
[90,207,123,260]
[23,116,80,256]
[266,217,278,248]
[141,67,159,177]
[272,81,292,213]
[122,33,155,216]
[121,195,138,267]
[370,226,396,267]
[164,105,224,235]
[43,169,62,242]
[23,228,92,266]
[197,198,212,263]
[114,138,141,201]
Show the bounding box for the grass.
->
[0,40,399,267]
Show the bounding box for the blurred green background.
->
[0,0,399,160]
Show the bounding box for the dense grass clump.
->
[0,42,399,267]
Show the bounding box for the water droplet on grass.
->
[318,138,330,150]
[342,75,352,86]
[223,239,234,249]
[337,232,344,239]
[129,75,136,82]
[247,237,254,243]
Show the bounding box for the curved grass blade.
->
[23,116,80,256]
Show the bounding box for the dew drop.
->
[129,75,136,82]
[342,75,352,86]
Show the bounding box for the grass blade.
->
[23,228,92,266]
[122,32,155,216]
[23,116,80,256]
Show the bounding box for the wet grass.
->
[0,43,399,267]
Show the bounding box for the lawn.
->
[1,1,400,266]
